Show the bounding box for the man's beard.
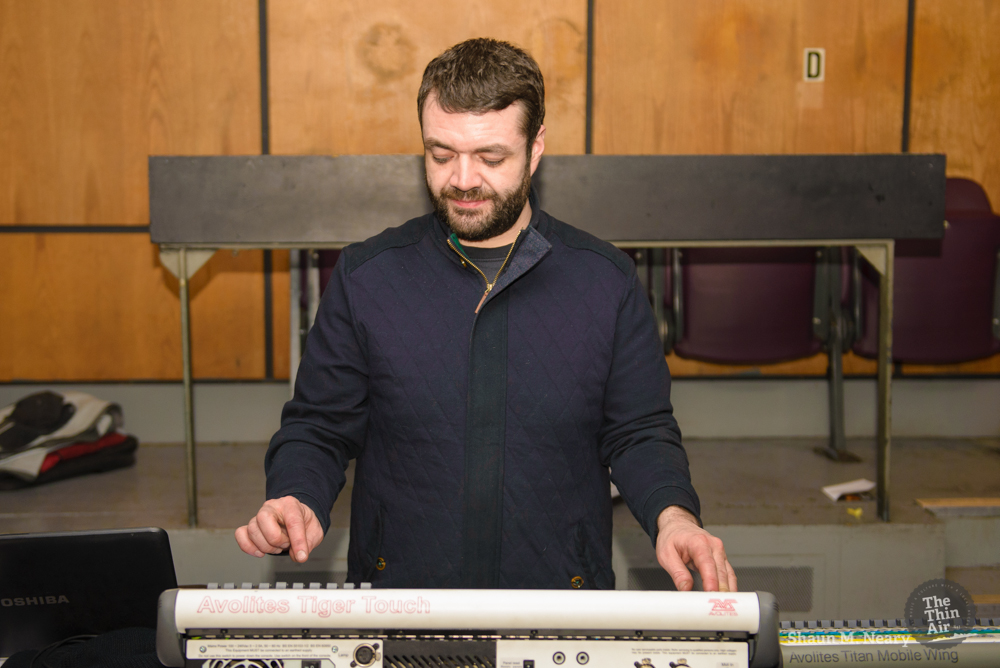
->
[428,164,531,243]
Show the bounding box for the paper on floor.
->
[822,478,876,502]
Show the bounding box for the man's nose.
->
[450,155,483,192]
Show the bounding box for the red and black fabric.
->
[0,432,138,490]
[0,390,124,481]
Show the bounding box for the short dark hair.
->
[417,38,545,146]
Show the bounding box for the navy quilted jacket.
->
[266,198,700,589]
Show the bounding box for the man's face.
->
[422,94,544,243]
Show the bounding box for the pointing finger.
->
[284,504,310,563]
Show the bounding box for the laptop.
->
[0,527,177,658]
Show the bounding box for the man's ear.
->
[529,125,546,175]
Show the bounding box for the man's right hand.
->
[235,497,324,563]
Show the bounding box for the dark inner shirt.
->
[462,243,513,284]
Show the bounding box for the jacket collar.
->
[430,186,553,309]
[489,218,550,295]
[432,186,550,261]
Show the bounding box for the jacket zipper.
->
[448,228,522,313]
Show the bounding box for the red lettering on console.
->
[318,599,333,618]
[708,598,739,616]
[360,596,430,614]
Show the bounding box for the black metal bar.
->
[263,249,274,379]
[0,225,150,233]
[258,0,270,156]
[259,0,274,378]
[901,0,916,153]
[584,0,595,155]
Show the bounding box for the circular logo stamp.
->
[904,579,977,647]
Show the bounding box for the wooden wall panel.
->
[667,348,1000,378]
[0,0,261,226]
[666,351,878,378]
[908,0,1000,377]
[903,357,1000,376]
[0,1,277,381]
[187,249,270,379]
[269,0,587,156]
[593,0,908,155]
[0,237,270,380]
[911,0,1000,209]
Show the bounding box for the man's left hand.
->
[655,505,737,592]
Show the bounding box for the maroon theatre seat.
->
[648,245,855,459]
[853,178,1000,363]
[671,247,831,364]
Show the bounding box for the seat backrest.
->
[852,178,1000,363]
[672,247,825,364]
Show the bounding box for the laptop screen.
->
[0,527,177,658]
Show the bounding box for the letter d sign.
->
[804,48,825,82]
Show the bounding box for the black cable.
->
[584,0,595,154]
[28,634,97,668]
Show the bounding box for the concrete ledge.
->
[944,518,1000,567]
[671,378,1000,438]
[2,378,998,442]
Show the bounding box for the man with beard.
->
[236,38,736,593]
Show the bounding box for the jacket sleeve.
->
[264,254,369,534]
[599,267,701,543]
